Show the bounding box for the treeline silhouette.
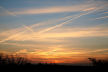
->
[0,53,108,72]
[88,58,108,67]
[0,53,30,66]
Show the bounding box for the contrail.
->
[38,8,99,34]
[0,13,74,43]
[21,14,75,33]
[0,7,101,43]
[96,16,108,20]
[0,25,35,43]
[0,6,16,16]
[0,31,24,43]
[23,25,35,33]
[27,14,75,29]
[0,6,79,43]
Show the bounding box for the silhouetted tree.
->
[0,53,30,66]
[88,58,108,67]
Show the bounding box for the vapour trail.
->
[0,7,101,43]
[0,13,75,43]
[0,31,24,43]
[23,25,35,33]
[38,8,99,34]
[24,14,75,29]
[15,14,75,33]
[0,6,16,16]
[95,16,108,20]
[20,14,75,34]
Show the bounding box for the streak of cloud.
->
[0,13,74,43]
[95,16,108,20]
[23,25,35,33]
[0,31,24,43]
[0,7,103,43]
[38,27,108,38]
[0,6,16,16]
[14,4,95,15]
[90,49,108,53]
[104,12,108,13]
[82,7,95,11]
[38,8,98,34]
[1,26,108,42]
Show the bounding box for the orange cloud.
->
[0,26,108,43]
[16,49,28,54]
[82,7,95,11]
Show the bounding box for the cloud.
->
[0,31,25,43]
[82,7,95,11]
[95,16,108,20]
[0,6,107,43]
[90,49,108,53]
[0,26,108,42]
[38,27,108,38]
[16,49,28,54]
[0,0,107,16]
[12,0,108,15]
[38,8,98,33]
[11,45,108,60]
[0,6,105,43]
[14,4,96,15]
[104,12,108,13]
[0,14,75,43]
[23,25,35,33]
[0,6,16,16]
[81,48,108,55]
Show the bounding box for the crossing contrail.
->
[0,7,101,43]
[23,25,35,33]
[25,14,75,29]
[20,14,75,33]
[38,8,99,34]
[0,13,75,43]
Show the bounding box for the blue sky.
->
[0,0,108,64]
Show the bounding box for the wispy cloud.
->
[12,0,108,15]
[38,26,108,38]
[0,5,105,43]
[89,49,108,53]
[82,7,95,11]
[0,14,74,43]
[96,16,108,20]
[0,26,108,43]
[0,7,105,43]
[13,4,96,15]
[0,6,16,16]
[23,25,35,33]
[104,12,108,13]
[0,31,25,43]
[16,49,28,54]
[38,8,98,33]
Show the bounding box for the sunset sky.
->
[0,0,108,65]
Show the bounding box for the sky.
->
[0,0,108,65]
